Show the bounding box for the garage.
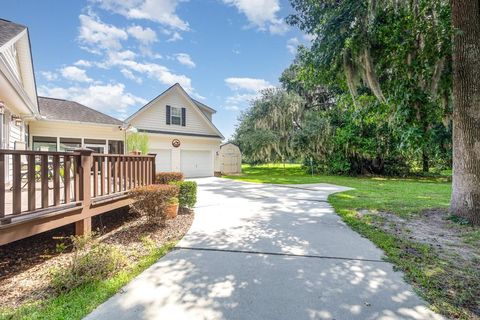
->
[152,149,172,172]
[181,150,212,177]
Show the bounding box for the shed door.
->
[181,150,212,177]
[152,149,172,172]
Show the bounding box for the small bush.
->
[170,181,197,209]
[155,172,184,184]
[50,236,127,293]
[129,184,179,225]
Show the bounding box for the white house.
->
[1,18,225,179]
[126,84,224,178]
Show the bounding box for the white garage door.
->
[181,150,212,178]
[152,149,172,172]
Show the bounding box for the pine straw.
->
[0,208,194,309]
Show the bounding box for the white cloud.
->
[60,66,93,82]
[120,68,142,83]
[78,13,128,52]
[303,33,316,42]
[166,31,183,42]
[127,25,157,45]
[223,0,288,34]
[224,77,273,111]
[74,59,92,67]
[286,37,300,55]
[225,92,257,111]
[225,77,272,91]
[175,53,195,68]
[38,83,147,118]
[103,51,195,93]
[92,0,189,31]
[41,71,58,81]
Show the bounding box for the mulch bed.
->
[0,208,194,309]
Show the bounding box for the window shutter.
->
[166,105,171,125]
[181,107,186,126]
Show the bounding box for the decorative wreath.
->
[172,139,181,148]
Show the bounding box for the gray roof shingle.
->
[38,97,123,126]
[0,19,26,48]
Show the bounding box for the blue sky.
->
[2,0,310,139]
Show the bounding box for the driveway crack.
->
[174,246,386,263]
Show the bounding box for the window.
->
[171,107,181,125]
[33,136,57,151]
[108,140,124,154]
[59,138,81,152]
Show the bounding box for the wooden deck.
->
[0,149,156,245]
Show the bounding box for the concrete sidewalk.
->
[84,178,443,320]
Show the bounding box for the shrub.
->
[50,236,127,293]
[129,184,179,225]
[155,172,184,184]
[170,181,197,209]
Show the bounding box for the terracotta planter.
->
[165,203,179,219]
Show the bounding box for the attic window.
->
[171,107,181,125]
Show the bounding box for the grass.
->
[225,164,451,217]
[0,242,176,320]
[225,164,479,319]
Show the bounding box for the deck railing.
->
[0,149,155,241]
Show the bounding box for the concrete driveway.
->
[85,178,443,320]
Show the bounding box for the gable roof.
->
[0,19,26,48]
[192,99,216,114]
[125,83,224,139]
[38,97,123,126]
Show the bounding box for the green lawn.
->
[225,164,480,320]
[225,164,451,217]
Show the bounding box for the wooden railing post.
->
[148,153,156,184]
[75,149,93,236]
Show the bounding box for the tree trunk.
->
[422,149,429,173]
[451,0,480,225]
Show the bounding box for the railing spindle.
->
[74,155,80,202]
[12,154,22,214]
[27,154,36,211]
[106,156,111,195]
[112,156,117,193]
[41,154,49,208]
[93,157,98,197]
[53,155,60,206]
[100,156,104,196]
[64,155,71,203]
[119,156,124,192]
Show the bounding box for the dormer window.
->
[171,107,181,125]
[166,105,186,126]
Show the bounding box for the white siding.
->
[2,44,21,83]
[29,121,124,143]
[130,89,218,136]
[3,108,28,182]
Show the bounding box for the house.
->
[0,19,38,152]
[125,83,224,178]
[30,97,125,154]
[1,18,225,179]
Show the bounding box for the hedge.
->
[129,184,179,225]
[155,172,184,184]
[170,181,197,209]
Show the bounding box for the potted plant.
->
[165,197,179,219]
